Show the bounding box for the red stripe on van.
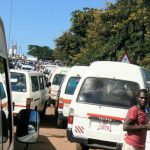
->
[63,99,72,104]
[87,113,125,121]
[15,105,26,108]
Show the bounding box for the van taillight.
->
[58,101,64,109]
[26,98,33,109]
[58,98,64,109]
[68,115,73,124]
[68,108,74,124]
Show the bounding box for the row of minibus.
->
[2,14,150,149]
[48,61,150,150]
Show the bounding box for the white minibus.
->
[67,61,150,150]
[48,66,71,107]
[10,69,49,117]
[56,66,89,128]
[0,17,39,149]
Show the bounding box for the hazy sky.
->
[0,0,116,56]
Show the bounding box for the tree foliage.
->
[54,0,150,68]
[28,45,54,60]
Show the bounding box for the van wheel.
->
[57,117,64,128]
[54,106,58,118]
[76,143,89,150]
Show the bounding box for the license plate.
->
[90,119,112,132]
[97,120,112,132]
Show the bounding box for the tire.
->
[54,106,58,118]
[40,102,47,118]
[57,117,64,128]
[76,143,89,150]
[116,144,122,150]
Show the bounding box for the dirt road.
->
[14,107,76,150]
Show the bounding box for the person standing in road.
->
[122,89,150,150]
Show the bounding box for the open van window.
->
[77,77,139,108]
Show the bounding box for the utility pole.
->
[8,0,13,49]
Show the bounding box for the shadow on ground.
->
[14,134,56,150]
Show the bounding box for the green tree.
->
[28,45,54,60]
[54,0,150,68]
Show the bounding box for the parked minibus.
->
[67,61,150,150]
[48,66,71,107]
[10,69,49,117]
[0,17,39,149]
[56,66,89,128]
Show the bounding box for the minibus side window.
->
[39,76,44,90]
[31,76,39,92]
[65,77,81,95]
[52,74,65,85]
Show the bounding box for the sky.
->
[0,0,116,56]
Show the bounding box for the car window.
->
[52,74,65,85]
[65,77,81,95]
[10,72,26,92]
[31,76,39,92]
[77,77,139,108]
[39,76,44,90]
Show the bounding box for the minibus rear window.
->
[77,77,139,108]
[10,72,27,92]
[65,77,81,95]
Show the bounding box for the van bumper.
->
[67,128,88,144]
[67,128,122,150]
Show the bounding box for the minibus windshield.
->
[77,77,139,108]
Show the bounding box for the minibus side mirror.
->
[16,109,40,144]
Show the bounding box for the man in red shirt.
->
[123,89,150,150]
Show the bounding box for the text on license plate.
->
[97,120,112,132]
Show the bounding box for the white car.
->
[21,64,35,70]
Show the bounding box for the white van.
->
[0,74,9,119]
[0,17,39,149]
[48,66,71,107]
[10,69,49,117]
[21,64,35,70]
[67,61,150,150]
[56,66,89,128]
